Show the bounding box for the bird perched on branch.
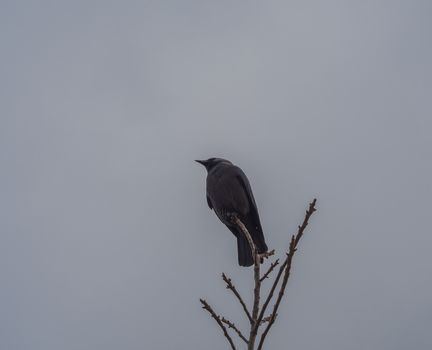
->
[196,158,268,266]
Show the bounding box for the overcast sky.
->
[1,1,432,349]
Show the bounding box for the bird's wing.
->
[234,168,263,234]
[235,171,268,253]
[206,195,213,210]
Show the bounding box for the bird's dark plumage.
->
[196,158,268,266]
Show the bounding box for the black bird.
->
[196,158,268,266]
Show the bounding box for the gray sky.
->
[1,1,432,349]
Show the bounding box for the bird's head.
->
[195,157,232,171]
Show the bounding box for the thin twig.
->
[259,249,275,260]
[256,199,317,331]
[249,249,260,350]
[254,257,287,333]
[221,317,248,344]
[232,216,258,265]
[200,299,236,350]
[257,199,317,350]
[260,259,280,282]
[222,273,253,324]
[260,314,275,324]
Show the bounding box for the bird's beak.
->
[195,159,207,166]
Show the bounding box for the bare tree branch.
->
[231,215,258,264]
[256,199,317,332]
[200,299,237,350]
[260,259,280,282]
[200,199,317,350]
[221,317,248,344]
[257,199,317,350]
[249,250,260,350]
[222,273,253,324]
[254,256,287,333]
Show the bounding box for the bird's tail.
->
[242,215,268,254]
[237,234,254,267]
